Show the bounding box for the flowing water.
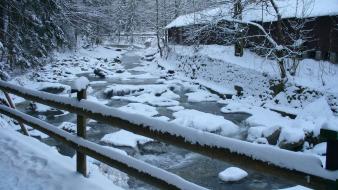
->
[16,46,298,190]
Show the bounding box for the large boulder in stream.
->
[277,127,305,151]
[94,68,107,78]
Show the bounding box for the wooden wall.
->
[168,16,338,62]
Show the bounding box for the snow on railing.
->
[0,80,337,189]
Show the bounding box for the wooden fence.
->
[0,80,337,190]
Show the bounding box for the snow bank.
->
[297,97,338,132]
[0,128,123,190]
[218,167,248,182]
[172,109,239,136]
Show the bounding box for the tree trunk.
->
[234,0,243,57]
[0,0,5,42]
[269,0,287,80]
[156,0,163,57]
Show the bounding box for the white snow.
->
[0,128,124,190]
[71,76,90,92]
[34,103,53,112]
[118,103,158,117]
[154,116,170,122]
[101,130,153,148]
[109,84,180,107]
[221,102,292,129]
[297,97,338,132]
[311,142,327,156]
[28,129,49,139]
[172,109,239,136]
[222,100,334,145]
[247,126,266,142]
[218,167,248,182]
[279,185,313,190]
[87,96,109,105]
[278,127,305,144]
[185,90,220,102]
[115,92,180,107]
[297,97,333,120]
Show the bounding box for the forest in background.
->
[0,0,224,73]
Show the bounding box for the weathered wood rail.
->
[0,80,337,190]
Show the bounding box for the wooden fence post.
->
[4,92,29,136]
[320,128,338,189]
[76,88,87,177]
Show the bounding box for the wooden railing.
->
[0,80,337,190]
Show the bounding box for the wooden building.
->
[166,1,338,63]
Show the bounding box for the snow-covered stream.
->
[12,45,303,189]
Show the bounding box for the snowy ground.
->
[154,44,338,154]
[0,42,335,189]
[0,128,123,190]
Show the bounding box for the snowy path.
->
[0,128,123,190]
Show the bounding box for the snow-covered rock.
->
[172,109,239,136]
[185,90,220,102]
[115,92,180,107]
[29,103,53,112]
[278,185,313,190]
[118,103,158,117]
[28,129,49,139]
[218,167,248,182]
[104,84,145,97]
[100,130,153,148]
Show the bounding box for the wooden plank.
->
[0,81,332,189]
[3,92,29,136]
[321,129,338,171]
[321,128,338,141]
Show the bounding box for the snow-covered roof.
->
[166,0,338,29]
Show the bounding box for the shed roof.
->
[166,0,338,29]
